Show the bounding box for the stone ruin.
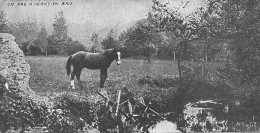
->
[0,33,34,95]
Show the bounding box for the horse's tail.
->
[66,55,72,76]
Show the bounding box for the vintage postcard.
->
[0,0,259,132]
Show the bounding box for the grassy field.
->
[25,56,225,100]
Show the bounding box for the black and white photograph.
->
[0,0,260,132]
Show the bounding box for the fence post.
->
[115,90,121,117]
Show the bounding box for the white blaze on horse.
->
[66,48,121,90]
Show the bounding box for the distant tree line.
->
[1,10,223,60]
[0,11,86,56]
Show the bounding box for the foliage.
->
[19,41,30,55]
[197,1,260,128]
[36,26,48,55]
[52,11,68,41]
[147,0,205,78]
[217,64,260,116]
[1,88,97,132]
[19,37,48,56]
[200,0,260,82]
[0,11,12,33]
[88,31,102,53]
[0,87,48,132]
[46,35,59,55]
[45,93,94,133]
[11,18,40,45]
[27,40,43,55]
[119,19,161,61]
[25,56,260,132]
[57,37,86,56]
[53,93,94,123]
[101,29,118,50]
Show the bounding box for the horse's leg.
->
[76,68,83,88]
[100,69,108,88]
[70,69,77,89]
[100,69,109,106]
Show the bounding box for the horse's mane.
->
[103,49,116,58]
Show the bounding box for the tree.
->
[11,18,39,45]
[36,26,48,55]
[57,37,86,56]
[101,29,117,49]
[201,0,260,84]
[52,11,68,41]
[121,19,161,63]
[147,0,200,79]
[46,35,59,55]
[0,11,11,33]
[88,32,100,53]
[193,0,260,122]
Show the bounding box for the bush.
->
[216,64,260,125]
[52,93,94,123]
[19,41,30,55]
[57,38,86,56]
[45,93,95,133]
[0,87,48,132]
[19,40,45,56]
[27,43,42,55]
[0,87,96,133]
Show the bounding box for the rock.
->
[0,33,34,96]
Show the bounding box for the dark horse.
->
[66,48,121,89]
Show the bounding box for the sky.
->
[1,0,151,28]
[0,0,205,45]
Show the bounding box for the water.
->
[149,120,181,133]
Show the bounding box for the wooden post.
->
[123,87,162,118]
[115,90,121,117]
[97,91,129,119]
[115,90,121,133]
[128,100,133,115]
[173,52,176,61]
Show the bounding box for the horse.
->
[66,48,121,89]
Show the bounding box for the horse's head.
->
[115,48,122,65]
[104,48,121,65]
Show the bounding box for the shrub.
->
[27,43,42,55]
[0,87,48,132]
[57,39,86,56]
[216,64,260,127]
[19,41,30,55]
[52,93,93,123]
[45,109,85,133]
[46,93,94,133]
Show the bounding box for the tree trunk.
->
[147,57,151,63]
[45,48,48,56]
[205,52,208,62]
[173,52,176,61]
[204,50,207,62]
[177,41,188,82]
[204,43,208,62]
[146,46,151,63]
[178,59,182,80]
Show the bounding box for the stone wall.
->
[0,33,34,95]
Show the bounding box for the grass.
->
[25,56,225,102]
